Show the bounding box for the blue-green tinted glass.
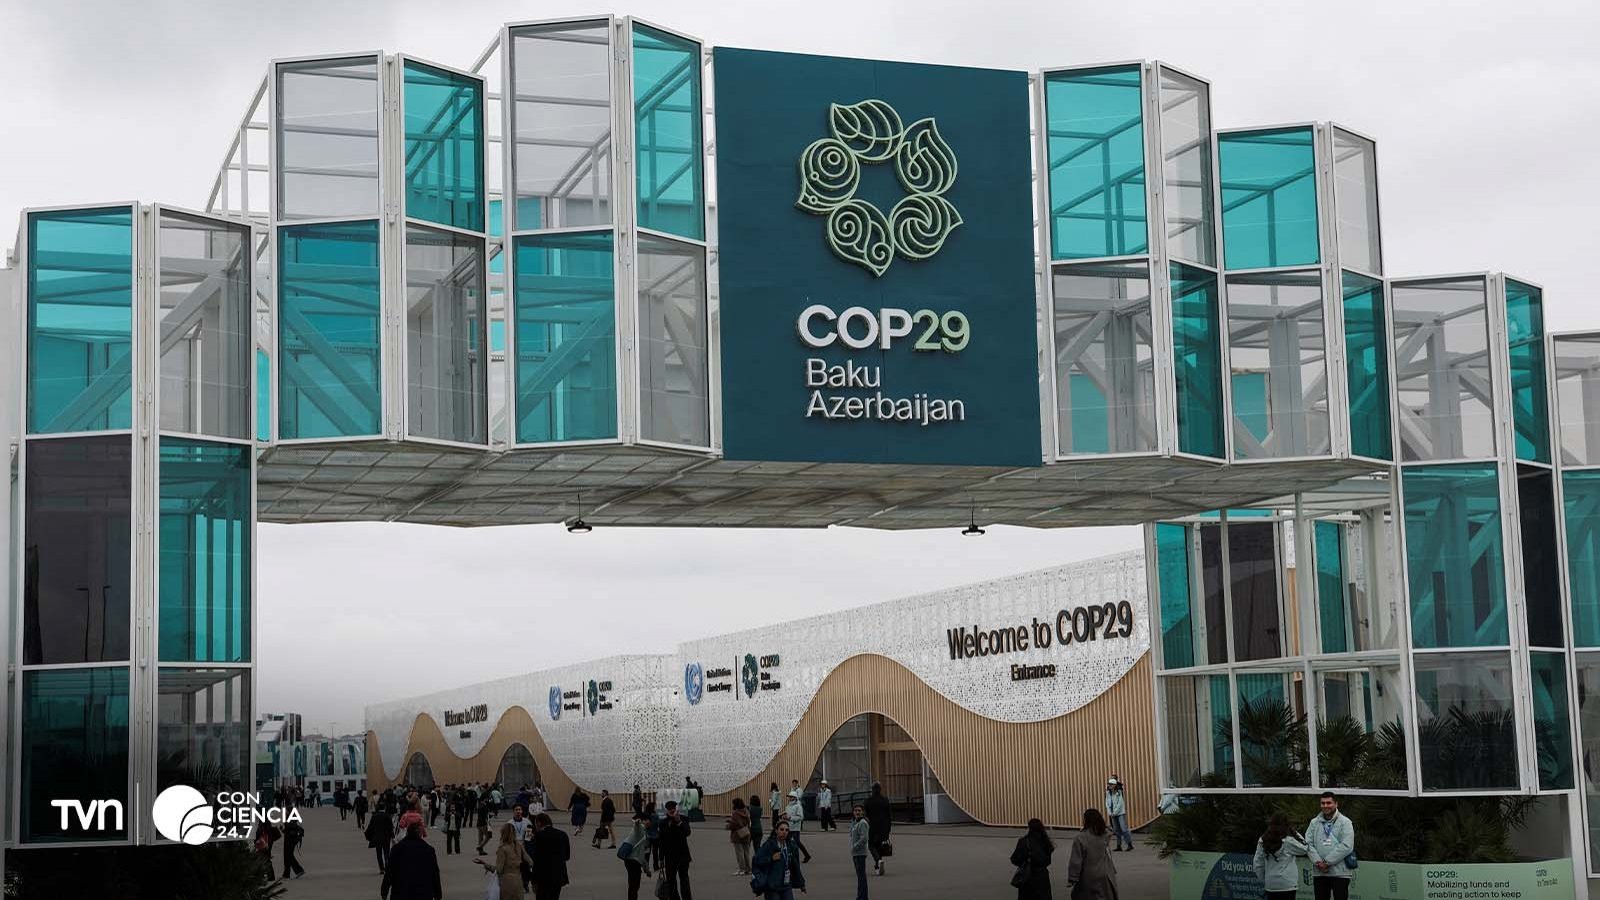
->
[633,24,703,240]
[403,60,485,233]
[514,231,617,443]
[159,439,251,663]
[1506,279,1550,464]
[278,221,382,439]
[1052,261,1155,454]
[22,667,129,843]
[1403,464,1508,648]
[1531,651,1574,790]
[1342,271,1392,459]
[255,349,270,442]
[1156,523,1194,668]
[1045,66,1146,260]
[1564,470,1600,647]
[490,319,506,354]
[1171,263,1224,457]
[1316,521,1348,653]
[1414,652,1517,791]
[1219,127,1319,270]
[27,208,134,434]
[1238,673,1307,787]
[489,198,502,238]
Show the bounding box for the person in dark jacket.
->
[570,789,590,834]
[254,821,281,881]
[595,789,618,849]
[632,784,645,817]
[1010,818,1053,900]
[658,800,694,900]
[282,818,307,880]
[748,795,764,853]
[532,813,573,900]
[380,822,442,900]
[354,790,370,829]
[365,804,395,873]
[751,819,806,900]
[863,782,893,875]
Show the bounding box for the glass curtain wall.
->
[1330,127,1391,460]
[1555,333,1600,855]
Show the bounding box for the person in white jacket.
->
[1104,776,1134,851]
[1305,792,1356,900]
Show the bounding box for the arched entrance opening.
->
[496,743,540,793]
[404,751,435,790]
[807,713,972,825]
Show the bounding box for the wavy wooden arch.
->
[369,653,1157,829]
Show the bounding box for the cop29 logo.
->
[796,99,961,277]
[586,680,600,716]
[741,653,760,697]
[548,685,562,721]
[684,662,704,706]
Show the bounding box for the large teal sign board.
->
[714,48,1040,466]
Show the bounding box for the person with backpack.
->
[1008,818,1052,900]
[1254,813,1309,899]
[621,813,651,900]
[751,819,806,900]
[366,802,395,873]
[282,817,307,880]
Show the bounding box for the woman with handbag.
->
[474,822,532,900]
[727,797,754,875]
[1009,818,1053,899]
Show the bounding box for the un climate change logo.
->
[796,99,961,277]
[152,784,214,845]
[684,662,704,706]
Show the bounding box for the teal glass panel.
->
[1210,675,1236,782]
[1565,470,1600,647]
[1342,271,1393,459]
[1519,468,1562,647]
[255,349,270,442]
[278,221,382,439]
[159,438,251,663]
[403,60,485,233]
[1414,652,1517,791]
[513,231,617,443]
[489,198,502,238]
[1161,673,1234,787]
[1531,651,1574,790]
[1316,520,1348,653]
[1218,127,1319,270]
[1238,672,1308,787]
[1403,464,1508,648]
[1506,279,1550,464]
[21,667,129,842]
[1044,66,1147,260]
[1156,523,1194,668]
[1171,263,1224,457]
[633,24,703,240]
[490,319,506,354]
[1232,371,1268,444]
[27,207,134,434]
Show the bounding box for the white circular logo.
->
[152,784,214,845]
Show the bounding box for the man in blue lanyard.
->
[1304,791,1355,900]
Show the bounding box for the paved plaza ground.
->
[278,807,1169,899]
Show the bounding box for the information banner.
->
[1168,851,1574,900]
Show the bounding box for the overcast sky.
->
[3,0,1597,737]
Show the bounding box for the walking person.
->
[786,781,805,832]
[727,797,754,875]
[1305,792,1355,900]
[282,817,307,880]
[532,813,573,900]
[778,812,812,864]
[632,784,645,817]
[849,804,870,900]
[1105,777,1134,852]
[476,823,532,900]
[354,789,369,829]
[1065,809,1118,900]
[595,789,618,849]
[336,787,350,822]
[769,783,782,830]
[622,813,651,900]
[1254,814,1309,900]
[381,822,442,900]
[751,819,806,900]
[748,795,764,852]
[475,795,493,855]
[644,801,662,876]
[816,781,835,831]
[658,799,694,900]
[1009,818,1052,900]
[254,821,281,882]
[863,782,892,876]
[365,804,395,874]
[442,802,463,856]
[570,788,591,835]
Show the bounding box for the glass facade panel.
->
[1158,68,1214,266]
[1226,269,1330,458]
[1155,523,1196,668]
[1314,662,1408,790]
[158,211,252,440]
[1052,261,1155,454]
[1160,673,1235,788]
[1576,654,1600,865]
[25,436,132,665]
[1342,271,1393,459]
[405,225,488,444]
[1343,511,1403,652]
[1553,335,1600,466]
[1228,520,1282,661]
[1530,651,1574,790]
[255,349,270,442]
[276,58,381,220]
[1414,651,1517,791]
[1044,66,1146,260]
[27,207,134,434]
[159,439,251,663]
[157,669,251,799]
[1218,127,1319,270]
[1566,470,1600,648]
[1315,520,1348,654]
[278,220,382,439]
[402,60,485,233]
[1391,277,1494,462]
[1505,279,1550,464]
[637,235,709,446]
[1198,524,1229,665]
[1518,467,1562,647]
[1238,671,1309,787]
[510,21,613,230]
[1332,128,1381,275]
[513,231,617,443]
[633,23,703,240]
[1403,464,1507,648]
[1171,263,1224,457]
[21,667,130,843]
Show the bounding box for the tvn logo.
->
[54,785,301,843]
[51,798,124,832]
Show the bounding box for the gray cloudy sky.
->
[3,0,1597,736]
